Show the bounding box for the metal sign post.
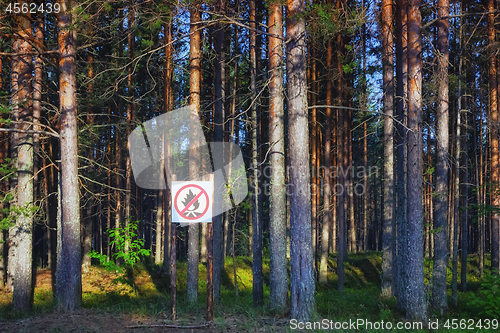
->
[204,174,214,321]
[170,174,177,320]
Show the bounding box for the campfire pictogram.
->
[182,189,201,217]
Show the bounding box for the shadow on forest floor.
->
[0,253,495,332]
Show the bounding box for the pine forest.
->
[0,0,500,331]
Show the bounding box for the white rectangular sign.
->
[171,181,213,223]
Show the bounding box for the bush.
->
[89,220,151,273]
[468,273,500,318]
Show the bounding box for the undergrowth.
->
[0,252,496,332]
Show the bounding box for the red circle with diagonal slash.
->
[174,184,210,220]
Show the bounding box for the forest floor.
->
[0,253,493,332]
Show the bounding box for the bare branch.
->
[0,128,59,138]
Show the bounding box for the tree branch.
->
[422,11,499,29]
[0,128,59,138]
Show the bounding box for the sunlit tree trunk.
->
[287,0,315,321]
[431,0,449,315]
[406,0,426,321]
[114,17,124,261]
[213,0,226,303]
[186,1,202,305]
[82,25,94,273]
[12,1,33,311]
[124,6,136,253]
[268,2,287,311]
[320,25,333,284]
[7,22,20,294]
[56,0,82,311]
[249,0,263,307]
[162,18,173,272]
[381,0,395,298]
[395,0,408,312]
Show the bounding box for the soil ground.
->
[0,266,288,332]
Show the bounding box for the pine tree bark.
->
[406,0,426,321]
[432,0,449,314]
[381,0,395,298]
[213,0,226,303]
[187,2,202,305]
[82,26,94,273]
[452,81,462,307]
[287,0,315,321]
[155,190,163,265]
[460,109,468,292]
[336,1,346,290]
[395,0,408,312]
[487,0,499,274]
[249,0,263,307]
[320,32,333,284]
[362,14,369,252]
[12,2,33,311]
[162,19,173,272]
[268,2,287,311]
[56,0,82,311]
[124,6,136,253]
[7,44,19,292]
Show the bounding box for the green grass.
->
[0,253,497,332]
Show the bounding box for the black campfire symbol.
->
[182,189,201,217]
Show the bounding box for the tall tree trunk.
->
[115,131,122,256]
[362,9,369,252]
[395,0,408,312]
[213,0,226,303]
[124,6,136,253]
[56,0,82,311]
[162,18,173,272]
[488,0,499,274]
[452,80,462,307]
[82,26,94,273]
[7,41,19,292]
[309,34,318,276]
[451,15,467,307]
[249,0,263,307]
[0,34,4,285]
[268,2,287,312]
[477,102,485,277]
[406,0,426,321]
[431,0,449,314]
[155,191,163,265]
[186,2,202,305]
[336,0,346,290]
[362,39,368,251]
[12,2,33,311]
[106,108,112,260]
[348,107,356,254]
[381,0,395,298]
[460,108,468,292]
[320,32,333,284]
[287,0,315,320]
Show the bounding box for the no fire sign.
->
[171,181,213,223]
